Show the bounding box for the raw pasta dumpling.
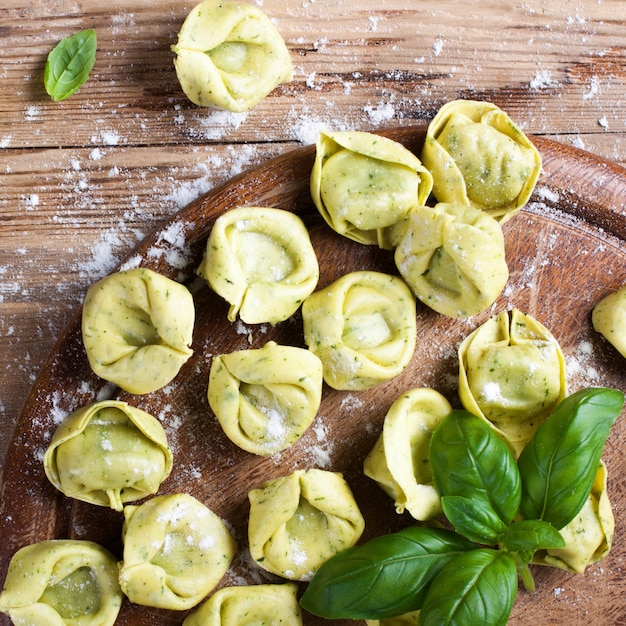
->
[183,583,302,626]
[458,309,567,456]
[365,612,421,626]
[310,131,433,248]
[44,400,173,511]
[302,271,417,390]
[82,267,194,394]
[394,203,508,318]
[592,284,626,358]
[197,206,319,324]
[0,540,122,626]
[532,462,613,573]
[172,0,293,112]
[363,388,452,521]
[248,469,365,581]
[208,340,323,455]
[118,493,236,610]
[421,99,541,223]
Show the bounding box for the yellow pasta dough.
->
[248,469,365,581]
[43,400,173,511]
[0,540,122,626]
[182,583,302,626]
[421,99,541,223]
[118,493,236,610]
[363,388,452,521]
[366,611,421,626]
[532,462,613,573]
[197,206,319,324]
[208,341,323,455]
[310,131,433,248]
[302,271,417,390]
[172,0,293,112]
[458,309,567,456]
[592,284,626,358]
[394,203,508,318]
[82,267,194,394]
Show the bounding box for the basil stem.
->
[430,410,521,526]
[300,526,474,619]
[518,387,624,529]
[44,29,97,101]
[418,548,518,626]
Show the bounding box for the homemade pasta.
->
[592,284,626,358]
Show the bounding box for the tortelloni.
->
[0,540,122,626]
[310,131,433,249]
[302,271,417,390]
[394,203,508,318]
[198,207,319,324]
[172,0,293,112]
[592,284,626,358]
[458,309,567,456]
[43,400,173,511]
[421,99,542,223]
[363,388,452,521]
[208,341,323,455]
[248,469,365,581]
[182,583,302,626]
[82,267,194,394]
[365,611,421,626]
[118,493,236,610]
[533,462,614,574]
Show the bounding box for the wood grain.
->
[0,128,624,625]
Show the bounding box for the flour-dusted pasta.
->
[208,341,323,455]
[458,309,567,456]
[172,0,293,112]
[394,203,508,318]
[421,99,541,223]
[198,206,319,324]
[592,284,626,358]
[248,469,365,581]
[363,388,452,521]
[365,611,421,626]
[43,400,173,511]
[311,131,433,249]
[0,540,122,626]
[182,583,302,626]
[82,267,194,394]
[302,271,417,390]
[532,462,614,574]
[118,493,236,610]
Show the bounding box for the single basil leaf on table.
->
[499,519,566,552]
[441,495,507,545]
[299,525,474,620]
[518,387,624,530]
[44,29,97,101]
[418,548,518,626]
[430,410,521,525]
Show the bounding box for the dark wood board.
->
[1,127,625,625]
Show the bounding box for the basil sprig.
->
[44,29,97,101]
[300,386,624,625]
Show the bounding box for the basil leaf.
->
[300,526,474,619]
[44,29,97,101]
[499,519,565,552]
[430,410,521,525]
[418,549,517,626]
[518,387,624,529]
[441,495,507,545]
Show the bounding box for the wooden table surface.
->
[1,0,625,622]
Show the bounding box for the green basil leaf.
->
[44,29,97,101]
[418,549,517,626]
[430,410,521,525]
[441,495,507,545]
[300,526,474,619]
[518,387,624,529]
[499,519,565,552]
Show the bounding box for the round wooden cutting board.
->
[1,127,625,626]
